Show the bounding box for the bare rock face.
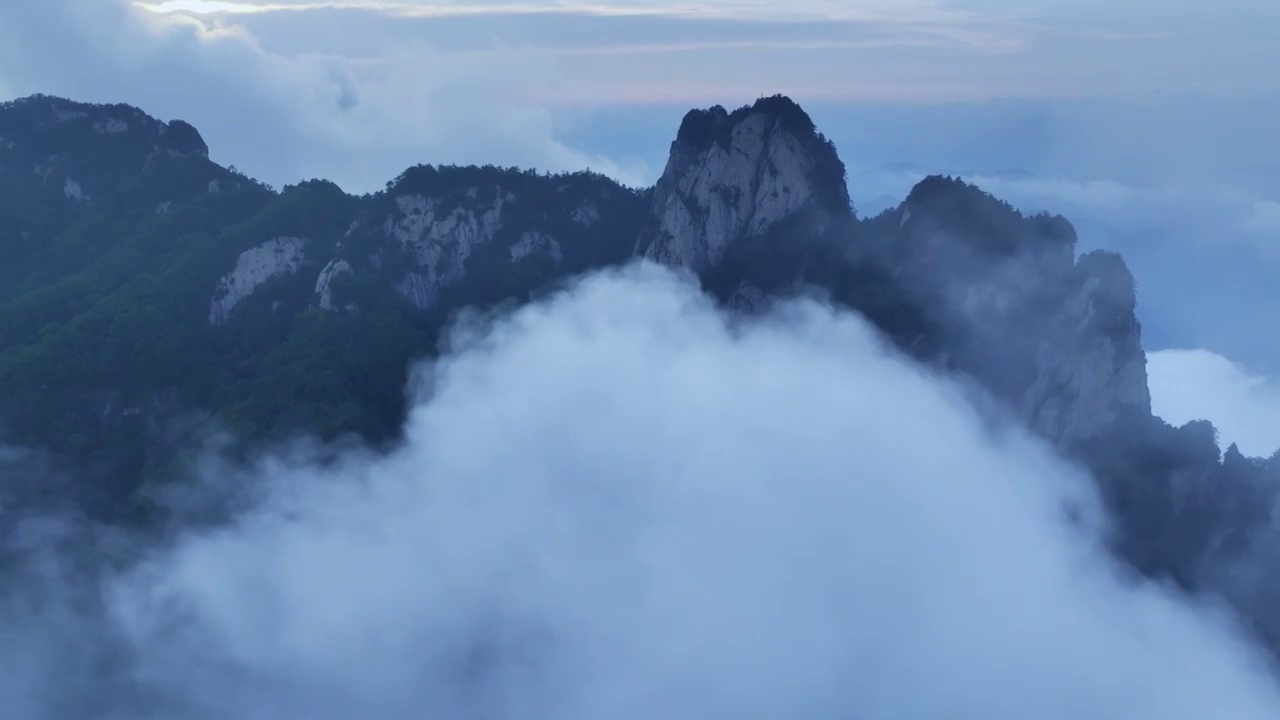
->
[387,191,512,310]
[509,231,563,264]
[641,96,849,272]
[889,176,1148,450]
[209,237,310,325]
[314,258,353,310]
[1020,251,1152,447]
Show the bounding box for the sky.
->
[0,0,1277,449]
[6,265,1280,717]
[1,0,1277,190]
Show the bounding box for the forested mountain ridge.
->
[0,95,646,475]
[3,92,1280,653]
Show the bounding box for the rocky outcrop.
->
[314,258,353,311]
[63,176,87,202]
[510,231,563,264]
[1020,252,1152,447]
[386,191,511,310]
[640,95,850,272]
[636,130,1153,457]
[840,176,1156,457]
[154,119,209,160]
[571,203,601,227]
[209,237,310,325]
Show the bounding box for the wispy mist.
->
[3,263,1280,718]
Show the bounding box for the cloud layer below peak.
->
[4,263,1280,717]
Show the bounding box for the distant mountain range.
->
[4,92,1280,654]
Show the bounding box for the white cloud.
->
[5,0,1277,193]
[5,263,1280,717]
[129,0,1280,102]
[0,0,650,192]
[135,0,1017,25]
[1149,349,1280,458]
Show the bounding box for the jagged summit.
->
[1075,249,1137,311]
[674,95,822,150]
[673,104,729,147]
[155,118,209,159]
[901,174,1076,262]
[640,94,850,272]
[871,173,1151,451]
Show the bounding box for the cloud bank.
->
[136,0,1280,105]
[3,263,1280,717]
[1149,349,1280,459]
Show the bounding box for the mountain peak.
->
[156,118,209,159]
[0,94,230,227]
[673,104,729,148]
[0,94,207,161]
[641,95,850,271]
[673,94,819,149]
[1074,249,1137,313]
[897,174,1078,281]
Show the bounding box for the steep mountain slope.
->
[854,177,1273,595]
[2,92,1279,650]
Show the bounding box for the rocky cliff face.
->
[194,166,645,327]
[639,95,850,272]
[876,176,1150,451]
[1020,251,1152,447]
[209,236,310,325]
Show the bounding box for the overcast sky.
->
[0,0,1274,186]
[1,0,1278,453]
[128,0,1280,104]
